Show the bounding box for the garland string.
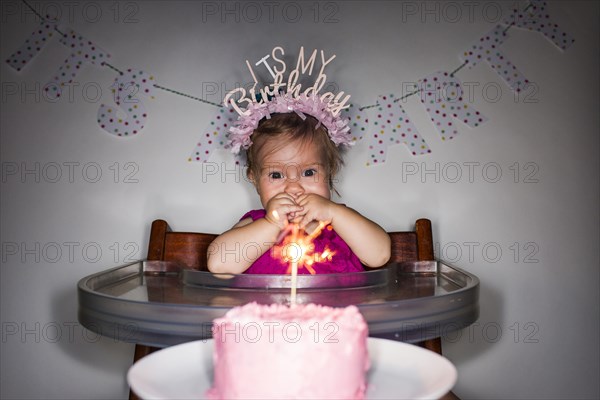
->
[21,0,532,112]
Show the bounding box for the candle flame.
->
[274,222,335,275]
[270,210,335,303]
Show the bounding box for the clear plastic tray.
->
[78,260,479,347]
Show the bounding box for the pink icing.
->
[208,302,370,399]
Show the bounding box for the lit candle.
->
[271,211,336,304]
[288,224,301,305]
[290,259,298,304]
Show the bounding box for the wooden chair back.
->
[387,218,434,263]
[146,217,434,268]
[146,219,216,270]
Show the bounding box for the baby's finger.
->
[280,204,303,217]
[290,206,307,218]
[273,196,295,207]
[278,192,299,202]
[295,194,309,206]
[297,211,314,229]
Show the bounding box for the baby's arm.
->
[327,205,391,267]
[207,217,279,274]
[296,194,391,268]
[207,193,302,274]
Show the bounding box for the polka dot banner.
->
[345,103,370,142]
[418,71,488,141]
[189,107,237,163]
[46,29,110,100]
[97,69,156,137]
[3,0,574,166]
[461,25,530,93]
[5,19,57,71]
[364,94,430,166]
[504,0,575,51]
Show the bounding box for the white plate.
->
[128,338,457,400]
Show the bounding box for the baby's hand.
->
[264,192,303,229]
[294,194,337,229]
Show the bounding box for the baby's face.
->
[251,138,330,209]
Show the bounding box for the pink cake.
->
[208,302,370,400]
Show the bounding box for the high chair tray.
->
[78,260,478,347]
[182,260,437,289]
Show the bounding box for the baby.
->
[207,112,391,274]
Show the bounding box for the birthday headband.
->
[223,46,353,154]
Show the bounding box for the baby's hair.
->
[246,113,344,190]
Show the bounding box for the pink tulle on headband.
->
[226,93,353,154]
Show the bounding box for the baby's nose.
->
[285,179,304,198]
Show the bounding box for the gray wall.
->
[1,1,598,399]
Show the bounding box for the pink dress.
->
[241,209,364,274]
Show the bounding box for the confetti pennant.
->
[189,107,237,163]
[418,72,487,141]
[97,69,156,137]
[505,0,575,50]
[461,25,530,92]
[364,94,430,166]
[344,103,370,142]
[45,29,110,100]
[5,19,58,71]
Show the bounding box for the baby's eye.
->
[269,171,283,180]
[302,169,317,177]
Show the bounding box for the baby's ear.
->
[247,168,257,186]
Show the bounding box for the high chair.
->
[130,218,457,400]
